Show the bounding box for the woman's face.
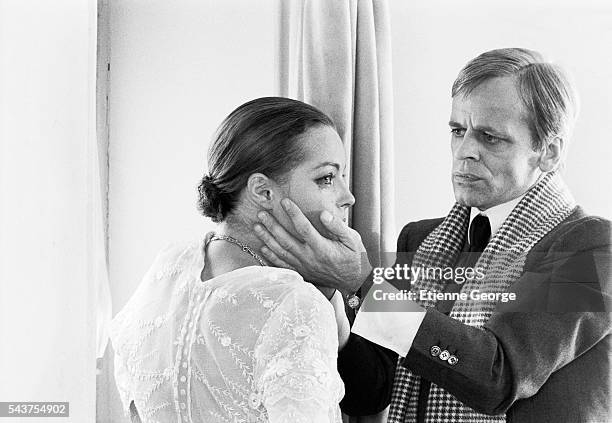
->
[272,125,355,238]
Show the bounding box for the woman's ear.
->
[538,136,564,172]
[245,173,277,210]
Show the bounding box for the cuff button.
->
[439,350,451,361]
[430,345,441,357]
[448,355,459,366]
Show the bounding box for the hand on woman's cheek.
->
[268,124,353,240]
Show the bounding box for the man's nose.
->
[453,130,480,161]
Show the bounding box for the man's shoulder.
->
[533,206,611,252]
[397,217,445,252]
[395,207,611,253]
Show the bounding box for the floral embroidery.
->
[293,325,311,339]
[110,240,343,423]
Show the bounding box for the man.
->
[252,48,611,422]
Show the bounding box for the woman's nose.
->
[338,179,355,208]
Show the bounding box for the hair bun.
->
[197,175,226,222]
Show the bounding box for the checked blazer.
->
[338,206,611,422]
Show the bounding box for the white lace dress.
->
[109,239,344,423]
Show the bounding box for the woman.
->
[110,97,354,422]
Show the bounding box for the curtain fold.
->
[92,139,112,360]
[95,0,113,361]
[279,0,395,282]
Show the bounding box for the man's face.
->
[449,76,544,210]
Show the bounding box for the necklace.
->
[208,234,267,267]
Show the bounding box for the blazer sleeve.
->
[402,216,612,415]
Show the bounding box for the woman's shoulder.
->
[110,240,203,336]
[220,266,329,306]
[153,238,203,265]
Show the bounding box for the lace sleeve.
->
[253,283,344,423]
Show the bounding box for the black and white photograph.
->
[1,0,611,422]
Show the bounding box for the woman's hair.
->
[197,97,336,222]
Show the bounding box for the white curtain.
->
[278,0,396,276]
[278,1,395,421]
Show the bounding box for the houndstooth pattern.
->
[388,172,576,423]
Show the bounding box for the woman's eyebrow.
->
[312,162,340,171]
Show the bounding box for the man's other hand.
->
[253,198,372,292]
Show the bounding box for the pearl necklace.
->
[208,234,267,267]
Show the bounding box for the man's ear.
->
[538,136,564,172]
[245,173,277,210]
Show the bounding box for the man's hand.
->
[253,198,372,293]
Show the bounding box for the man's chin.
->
[453,190,485,209]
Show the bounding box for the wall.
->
[102,1,277,421]
[108,0,277,313]
[0,0,97,421]
[389,0,612,229]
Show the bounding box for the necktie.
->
[469,214,491,252]
[414,214,491,421]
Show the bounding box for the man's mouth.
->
[453,172,483,182]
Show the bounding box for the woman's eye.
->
[318,173,335,185]
[450,128,465,137]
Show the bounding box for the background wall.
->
[107,0,277,314]
[389,0,612,227]
[0,0,97,421]
[100,1,277,421]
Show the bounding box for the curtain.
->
[278,0,396,290]
[278,1,394,421]
[96,0,113,362]
[93,129,112,362]
[278,0,396,278]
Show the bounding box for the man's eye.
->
[482,132,501,144]
[450,128,466,137]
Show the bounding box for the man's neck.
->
[469,194,525,243]
[469,172,546,241]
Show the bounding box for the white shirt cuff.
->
[351,280,426,357]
